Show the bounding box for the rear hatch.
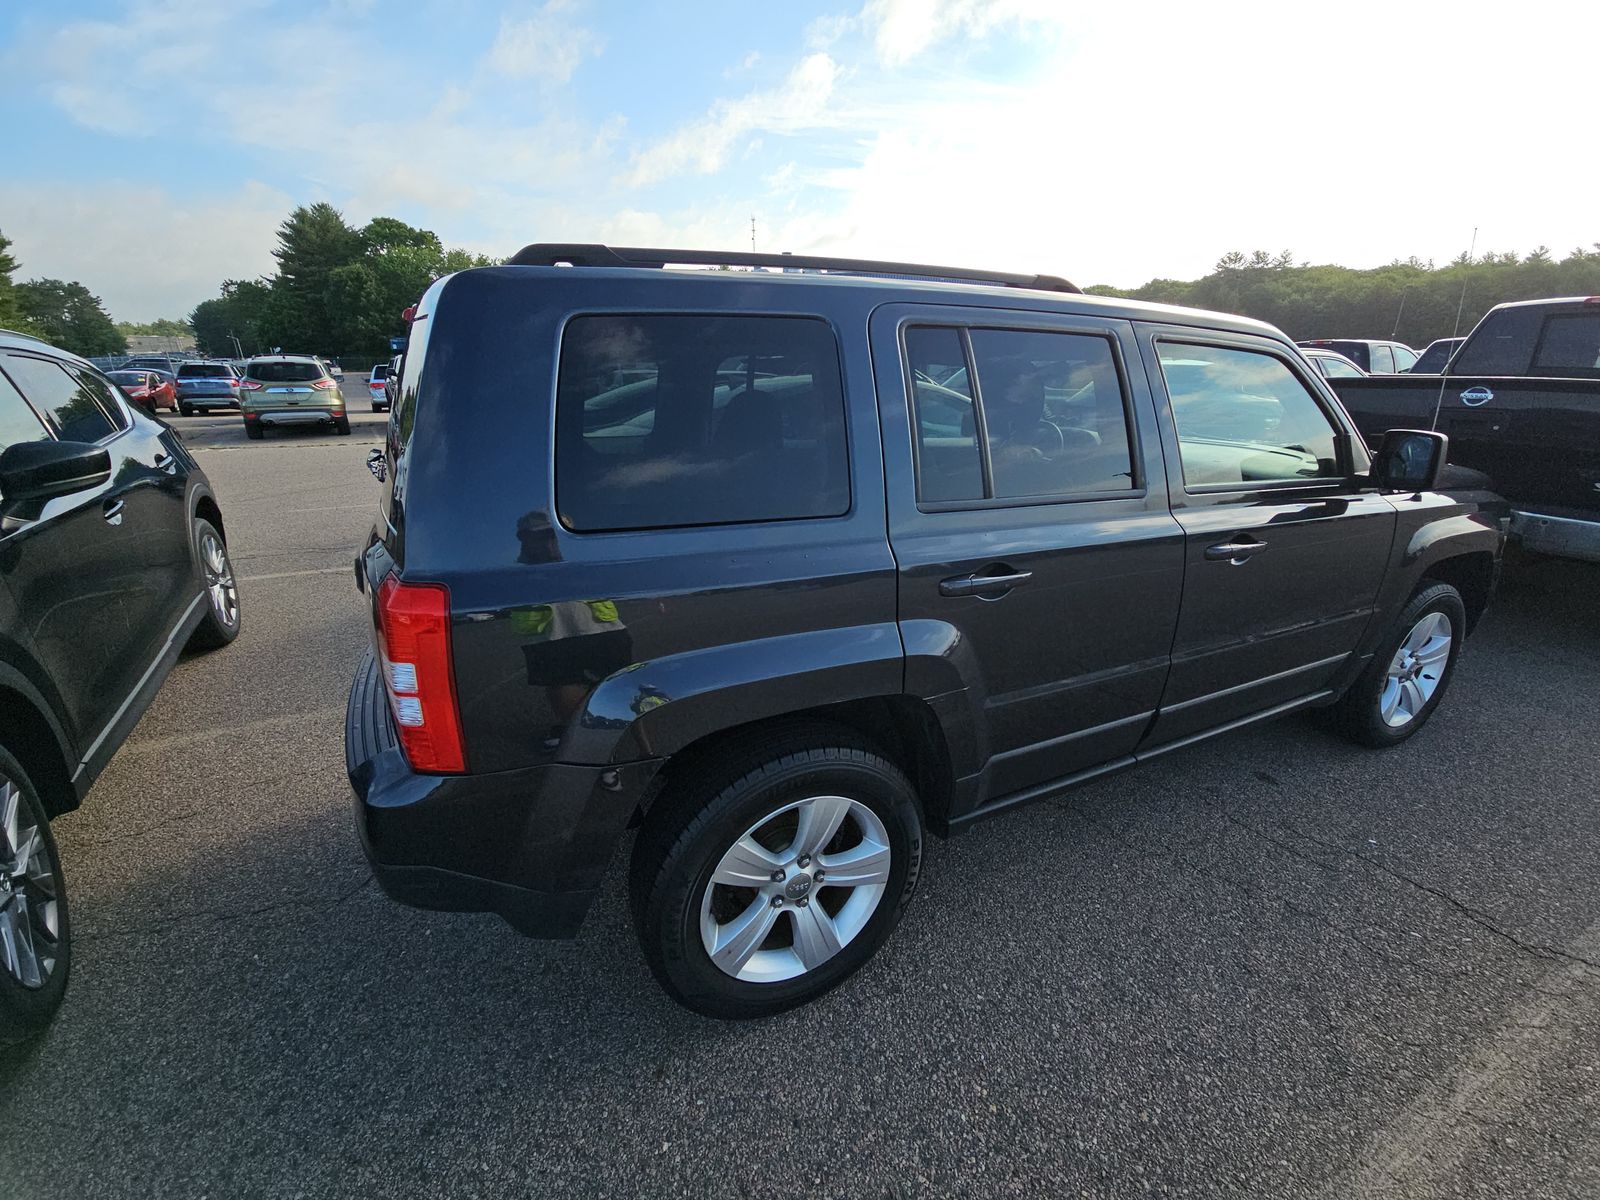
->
[176,364,237,396]
[245,360,335,406]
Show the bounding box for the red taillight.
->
[370,381,385,390]
[311,377,338,390]
[375,575,466,773]
[240,378,263,391]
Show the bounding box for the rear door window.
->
[905,325,1137,504]
[1369,344,1395,373]
[1531,312,1600,376]
[2,355,121,443]
[1156,342,1342,487]
[555,314,849,531]
[1392,344,1418,371]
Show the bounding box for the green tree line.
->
[189,203,495,361]
[1087,245,1600,348]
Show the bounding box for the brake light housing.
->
[239,378,263,391]
[375,575,466,773]
[312,377,338,390]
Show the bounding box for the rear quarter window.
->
[555,314,849,532]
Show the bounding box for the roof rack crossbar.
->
[505,244,1081,294]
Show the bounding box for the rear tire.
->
[1334,581,1466,747]
[187,517,240,650]
[244,423,263,440]
[179,403,194,417]
[631,724,923,1019]
[335,416,352,435]
[0,746,70,1046]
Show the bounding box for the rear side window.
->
[1158,343,1341,486]
[1316,355,1363,379]
[555,314,849,532]
[905,325,1136,504]
[1531,313,1600,376]
[248,361,323,383]
[1392,345,1418,371]
[1369,344,1395,373]
[2,355,120,443]
[0,370,52,457]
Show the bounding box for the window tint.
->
[1392,345,1418,371]
[372,364,389,379]
[3,355,120,443]
[906,327,983,501]
[968,329,1134,498]
[1412,341,1454,373]
[1531,313,1600,376]
[247,360,323,383]
[1369,344,1395,373]
[178,362,229,377]
[555,314,849,531]
[0,370,52,459]
[1158,343,1341,487]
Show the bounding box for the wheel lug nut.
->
[771,896,783,908]
[814,871,825,882]
[797,896,809,907]
[798,855,811,868]
[771,869,785,882]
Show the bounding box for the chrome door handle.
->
[940,570,1033,598]
[1204,538,1266,563]
[103,499,125,526]
[154,452,176,474]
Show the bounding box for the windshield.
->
[247,361,323,383]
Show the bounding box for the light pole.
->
[228,332,243,359]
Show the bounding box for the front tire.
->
[187,517,240,650]
[0,747,70,1044]
[631,725,923,1019]
[1335,581,1466,747]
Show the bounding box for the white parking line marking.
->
[238,567,352,583]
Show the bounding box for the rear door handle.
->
[103,499,125,526]
[939,570,1033,598]
[1204,538,1266,563]
[154,452,176,474]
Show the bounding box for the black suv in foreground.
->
[0,329,240,1038]
[345,246,1506,1018]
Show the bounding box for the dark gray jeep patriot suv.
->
[345,245,1506,1018]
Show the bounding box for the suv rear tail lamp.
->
[375,576,466,773]
[311,377,338,390]
[239,378,263,391]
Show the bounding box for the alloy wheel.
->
[200,528,239,630]
[1380,610,1453,728]
[0,778,60,990]
[699,794,892,983]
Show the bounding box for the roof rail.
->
[0,327,47,344]
[505,243,1081,295]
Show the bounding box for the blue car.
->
[174,361,241,415]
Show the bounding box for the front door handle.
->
[940,569,1033,598]
[103,499,125,526]
[1204,538,1266,563]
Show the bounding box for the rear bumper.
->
[248,408,341,426]
[1510,509,1600,564]
[344,650,660,938]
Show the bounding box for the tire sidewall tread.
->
[0,744,70,1043]
[1337,581,1467,748]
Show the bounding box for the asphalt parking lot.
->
[1,381,1597,1199]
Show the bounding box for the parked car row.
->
[345,246,1508,1019]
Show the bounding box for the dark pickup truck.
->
[1327,297,1600,562]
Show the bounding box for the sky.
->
[2,0,1598,321]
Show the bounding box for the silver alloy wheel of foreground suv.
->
[700,794,893,983]
[1380,610,1454,728]
[0,777,61,990]
[199,525,239,631]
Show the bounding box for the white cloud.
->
[485,0,603,84]
[860,0,1066,66]
[0,181,291,321]
[623,53,841,187]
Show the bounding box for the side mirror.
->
[1369,429,1448,492]
[0,441,112,503]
